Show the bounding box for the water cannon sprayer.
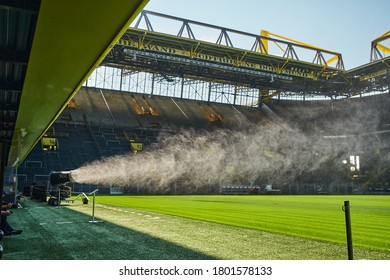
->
[47,171,75,206]
[48,170,100,221]
[49,170,75,187]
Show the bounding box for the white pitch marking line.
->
[97,204,161,220]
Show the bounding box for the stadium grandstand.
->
[1,1,389,200]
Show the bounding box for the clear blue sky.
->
[142,0,390,70]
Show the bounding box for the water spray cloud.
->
[57,92,388,193]
[70,121,342,191]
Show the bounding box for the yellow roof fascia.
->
[8,0,149,167]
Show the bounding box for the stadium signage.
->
[118,39,318,80]
[41,137,58,151]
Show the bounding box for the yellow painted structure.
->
[8,0,149,166]
[373,30,390,55]
[259,30,343,68]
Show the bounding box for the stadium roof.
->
[0,0,149,167]
[103,10,389,99]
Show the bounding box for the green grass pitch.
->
[96,195,390,251]
[3,195,390,260]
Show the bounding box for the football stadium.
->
[0,0,389,262]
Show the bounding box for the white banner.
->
[1,260,389,280]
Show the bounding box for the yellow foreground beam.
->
[8,0,149,166]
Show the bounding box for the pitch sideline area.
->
[2,195,390,260]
